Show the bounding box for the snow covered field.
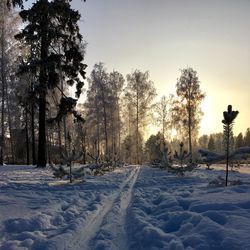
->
[0,165,250,250]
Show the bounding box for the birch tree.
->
[125,70,156,164]
[175,67,205,163]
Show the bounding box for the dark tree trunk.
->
[188,104,192,163]
[6,75,14,163]
[46,128,51,165]
[25,109,30,165]
[225,123,230,186]
[82,127,86,164]
[37,87,47,167]
[0,14,5,165]
[37,0,48,167]
[187,86,193,163]
[31,104,36,165]
[57,121,62,159]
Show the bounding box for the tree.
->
[198,134,208,149]
[207,135,215,151]
[121,132,144,164]
[125,70,156,164]
[0,0,23,164]
[243,128,250,147]
[235,132,244,149]
[108,70,124,158]
[85,64,124,162]
[10,0,86,167]
[145,132,169,164]
[175,67,205,163]
[0,0,7,165]
[152,95,173,140]
[222,104,239,186]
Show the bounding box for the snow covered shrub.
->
[173,142,190,168]
[165,142,199,176]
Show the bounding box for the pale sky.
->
[71,0,250,137]
[28,0,250,136]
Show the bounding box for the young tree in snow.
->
[174,67,205,163]
[145,132,168,164]
[124,70,156,164]
[222,104,239,186]
[10,0,86,167]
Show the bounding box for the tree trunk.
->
[25,108,30,165]
[95,94,100,161]
[0,5,5,165]
[31,103,36,165]
[117,105,121,156]
[225,123,230,186]
[188,97,193,163]
[136,81,139,165]
[37,86,47,167]
[6,75,14,163]
[82,127,86,164]
[47,127,52,165]
[57,121,62,160]
[37,0,48,167]
[101,90,108,157]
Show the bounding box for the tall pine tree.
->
[8,0,86,167]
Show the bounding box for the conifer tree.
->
[222,105,239,186]
[8,0,86,167]
[207,135,215,151]
[235,132,244,149]
[244,128,250,147]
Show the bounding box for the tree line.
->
[0,0,249,166]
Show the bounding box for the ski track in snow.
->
[1,165,250,250]
[66,166,140,250]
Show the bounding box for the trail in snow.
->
[1,165,250,250]
[66,166,140,250]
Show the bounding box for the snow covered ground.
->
[0,164,250,250]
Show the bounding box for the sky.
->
[27,0,250,137]
[71,0,250,137]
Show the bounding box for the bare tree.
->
[152,95,174,141]
[0,1,22,164]
[174,67,205,163]
[125,70,156,164]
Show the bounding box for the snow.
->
[0,164,250,250]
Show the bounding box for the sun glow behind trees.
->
[21,0,250,137]
[72,0,250,136]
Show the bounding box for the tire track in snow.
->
[65,166,140,250]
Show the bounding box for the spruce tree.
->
[222,105,239,186]
[8,0,86,167]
